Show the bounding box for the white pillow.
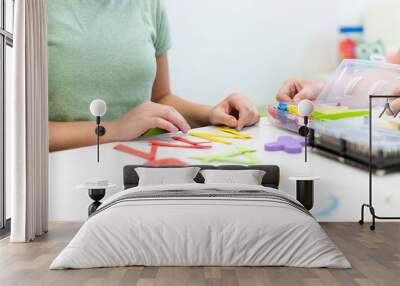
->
[136,167,201,186]
[200,169,266,185]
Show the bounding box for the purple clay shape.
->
[264,142,284,151]
[264,136,305,154]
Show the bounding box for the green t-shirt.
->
[47,0,171,122]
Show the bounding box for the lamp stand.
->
[95,116,106,163]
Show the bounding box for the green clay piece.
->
[189,148,260,165]
[210,157,257,165]
[312,110,369,121]
[142,128,168,137]
[236,147,261,164]
[258,106,268,118]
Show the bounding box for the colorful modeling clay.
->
[114,143,189,166]
[145,158,189,166]
[216,128,252,139]
[288,105,298,115]
[271,100,369,127]
[264,136,305,154]
[267,105,278,118]
[190,147,261,165]
[189,128,252,145]
[236,147,260,164]
[189,132,232,145]
[148,140,212,149]
[313,110,369,121]
[315,105,349,114]
[171,136,211,146]
[278,102,288,111]
[114,144,158,160]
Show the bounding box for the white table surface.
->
[49,118,400,222]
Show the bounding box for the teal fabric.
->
[47,0,171,122]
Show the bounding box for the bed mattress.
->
[50,183,350,269]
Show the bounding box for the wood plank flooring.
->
[0,222,399,286]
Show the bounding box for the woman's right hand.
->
[109,101,191,141]
[276,80,325,103]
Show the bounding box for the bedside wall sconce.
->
[298,99,314,163]
[90,99,107,162]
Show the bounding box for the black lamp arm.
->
[95,116,106,162]
[298,116,310,163]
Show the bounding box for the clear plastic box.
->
[267,59,400,171]
[317,59,400,109]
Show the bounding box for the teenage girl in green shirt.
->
[47,0,260,151]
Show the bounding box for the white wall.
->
[165,0,369,106]
[365,0,400,52]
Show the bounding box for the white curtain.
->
[9,0,49,242]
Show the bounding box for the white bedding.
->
[50,183,351,269]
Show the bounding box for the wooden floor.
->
[0,222,399,286]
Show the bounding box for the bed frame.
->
[86,165,280,216]
[123,165,280,189]
[122,165,313,212]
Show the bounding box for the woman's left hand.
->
[209,93,260,130]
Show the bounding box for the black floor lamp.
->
[359,95,400,231]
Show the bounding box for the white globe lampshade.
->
[90,99,107,117]
[298,99,314,117]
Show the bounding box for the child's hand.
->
[208,93,260,130]
[110,101,191,141]
[276,80,325,102]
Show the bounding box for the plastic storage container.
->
[267,59,400,172]
[317,59,400,109]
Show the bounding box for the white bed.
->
[50,182,350,269]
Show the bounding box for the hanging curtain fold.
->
[10,0,49,242]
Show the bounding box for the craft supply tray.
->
[267,59,400,173]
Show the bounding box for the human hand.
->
[209,93,260,130]
[276,80,325,103]
[110,101,191,141]
[387,49,400,65]
[388,87,400,115]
